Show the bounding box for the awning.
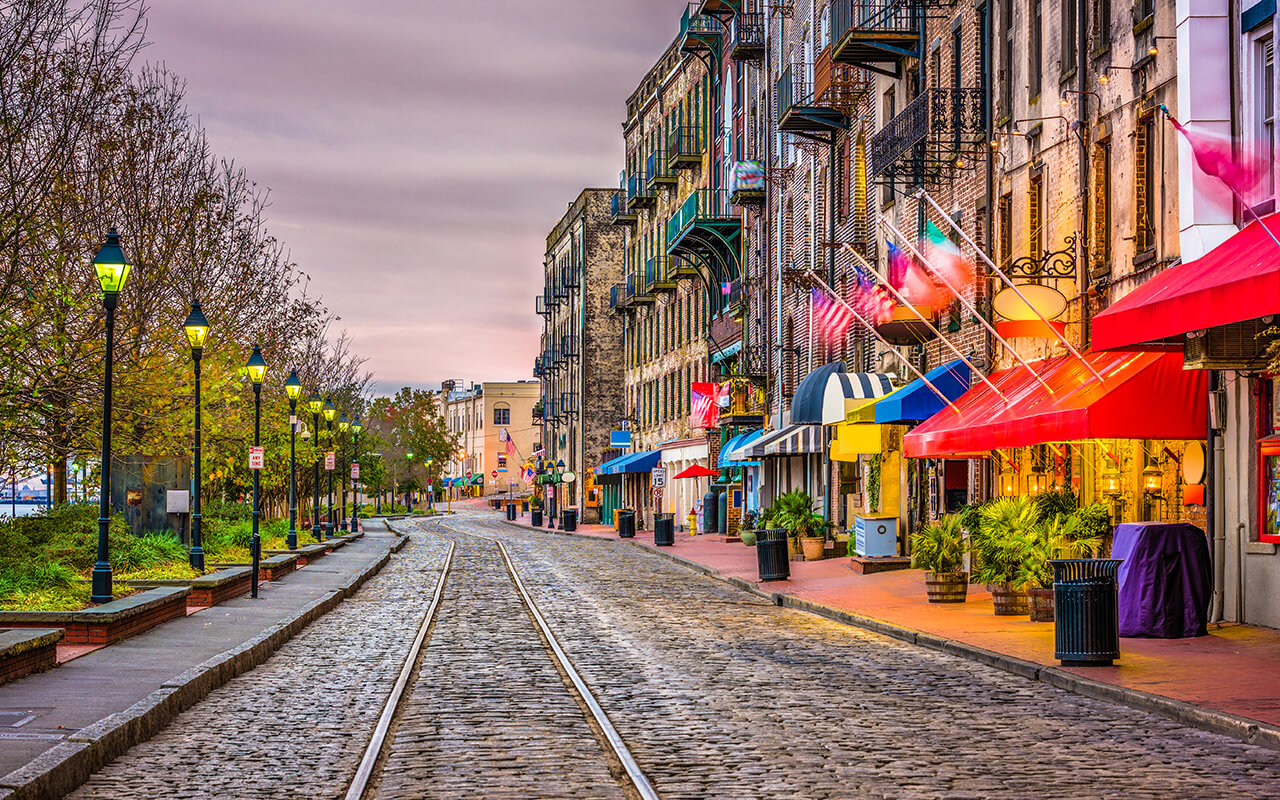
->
[761,424,824,456]
[903,351,1208,458]
[720,429,763,467]
[595,453,632,474]
[830,423,884,462]
[874,360,971,424]
[598,449,661,475]
[790,361,846,424]
[1092,213,1280,350]
[821,371,895,424]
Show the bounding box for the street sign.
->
[427,484,433,492]
[350,463,360,480]
[466,471,473,481]
[610,430,632,449]
[650,466,667,489]
[325,451,336,471]
[249,446,265,470]
[490,469,498,479]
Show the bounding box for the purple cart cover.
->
[1113,522,1211,638]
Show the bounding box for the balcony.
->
[867,87,985,185]
[629,271,656,305]
[559,391,579,416]
[831,0,924,76]
[728,12,765,61]
[533,355,545,378]
[610,186,636,226]
[562,264,580,289]
[645,256,679,294]
[666,189,742,280]
[544,287,561,309]
[696,0,741,13]
[668,125,706,170]
[876,303,937,345]
[670,254,699,279]
[679,3,722,56]
[536,294,550,317]
[776,56,870,135]
[728,161,766,206]
[646,148,677,190]
[610,282,636,314]
[560,334,580,358]
[552,279,569,300]
[551,346,565,366]
[627,171,655,211]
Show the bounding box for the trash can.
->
[531,509,543,527]
[756,529,790,582]
[506,503,517,521]
[561,509,578,532]
[1050,559,1124,666]
[654,513,675,546]
[618,510,636,539]
[521,500,529,514]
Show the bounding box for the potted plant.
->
[1019,512,1103,622]
[973,496,1037,615]
[770,490,827,561]
[740,509,761,547]
[909,513,969,602]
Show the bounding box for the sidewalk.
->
[0,524,406,798]
[505,510,1280,749]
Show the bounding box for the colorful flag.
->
[505,435,516,459]
[721,281,733,296]
[812,288,854,341]
[1163,108,1267,198]
[691,382,720,429]
[922,221,975,308]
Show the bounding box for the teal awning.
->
[720,429,762,467]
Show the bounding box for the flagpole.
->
[842,244,1009,403]
[881,217,1060,395]
[805,271,963,416]
[913,192,1107,383]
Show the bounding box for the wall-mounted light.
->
[1027,467,1048,495]
[1142,464,1163,494]
[1000,469,1017,495]
[1101,464,1123,497]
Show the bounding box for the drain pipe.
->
[1208,369,1223,622]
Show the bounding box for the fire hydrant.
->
[686,510,698,535]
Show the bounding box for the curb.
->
[0,533,411,800]
[499,517,1280,752]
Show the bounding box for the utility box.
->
[110,456,190,537]
[853,515,899,557]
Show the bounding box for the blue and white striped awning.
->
[730,424,824,458]
[822,372,895,424]
[720,429,763,467]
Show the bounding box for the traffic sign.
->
[466,471,473,480]
[350,463,360,480]
[490,469,498,479]
[650,466,667,489]
[325,451,336,471]
[249,446,265,470]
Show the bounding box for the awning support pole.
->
[842,243,1009,404]
[880,217,1059,396]
[913,191,1106,383]
[804,271,962,416]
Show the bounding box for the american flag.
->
[812,289,854,341]
[690,382,719,429]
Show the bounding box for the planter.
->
[0,587,189,646]
[990,583,1029,616]
[740,529,757,547]
[924,571,969,603]
[800,536,825,561]
[1028,587,1055,622]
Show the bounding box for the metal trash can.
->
[521,500,529,514]
[531,509,543,527]
[1050,558,1124,666]
[756,528,790,582]
[618,510,636,539]
[654,513,675,546]
[506,503,517,521]
[561,509,578,532]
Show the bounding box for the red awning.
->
[903,351,1207,458]
[1093,213,1280,351]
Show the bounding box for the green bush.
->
[204,499,252,521]
[910,514,967,574]
[764,491,827,540]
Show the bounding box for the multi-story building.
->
[444,381,540,496]
[537,189,626,516]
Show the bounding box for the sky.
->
[142,1,688,395]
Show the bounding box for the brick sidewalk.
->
[504,508,1280,744]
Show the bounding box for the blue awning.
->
[599,449,661,475]
[595,453,633,475]
[790,361,846,424]
[720,429,763,467]
[874,359,971,424]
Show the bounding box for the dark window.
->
[1063,0,1078,72]
[1136,113,1156,252]
[1029,173,1043,259]
[1092,0,1111,48]
[494,407,510,426]
[999,193,1013,268]
[1094,141,1112,272]
[1029,0,1042,98]
[1000,0,1014,117]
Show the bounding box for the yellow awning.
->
[828,396,881,426]
[830,422,884,462]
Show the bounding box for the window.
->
[1260,379,1280,543]
[1255,34,1276,208]
[497,454,507,469]
[1092,0,1111,48]
[1135,113,1155,253]
[1028,173,1043,260]
[998,192,1013,268]
[1029,0,1042,98]
[881,87,896,203]
[1093,141,1112,273]
[1062,0,1078,73]
[494,407,510,426]
[1000,0,1014,117]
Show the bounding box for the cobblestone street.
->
[69,513,1280,799]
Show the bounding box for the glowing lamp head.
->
[338,414,349,432]
[352,418,362,434]
[92,228,131,296]
[406,451,414,460]
[323,397,337,422]
[1148,44,1158,56]
[284,370,303,401]
[1142,465,1163,493]
[1099,73,1110,84]
[1102,465,1122,496]
[245,345,267,386]
[307,391,324,415]
[182,300,210,351]
[999,470,1016,496]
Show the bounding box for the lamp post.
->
[308,391,323,541]
[350,417,362,532]
[338,414,349,532]
[91,229,131,604]
[182,300,209,572]
[284,370,303,550]
[246,345,267,599]
[405,451,414,511]
[426,457,434,512]
[323,398,337,537]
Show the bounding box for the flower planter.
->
[924,571,969,603]
[1028,587,1055,622]
[0,587,189,646]
[989,583,1029,616]
[740,529,757,547]
[800,536,825,561]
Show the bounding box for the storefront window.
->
[1259,379,1280,543]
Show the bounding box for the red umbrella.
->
[672,464,719,479]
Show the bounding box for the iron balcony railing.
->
[536,294,549,316]
[562,263,580,289]
[680,3,723,38]
[627,170,654,209]
[645,148,676,188]
[728,12,765,60]
[667,125,706,169]
[832,0,922,42]
[610,283,626,311]
[544,287,560,308]
[533,356,544,378]
[559,391,578,416]
[667,189,736,246]
[560,334,579,358]
[609,187,634,224]
[867,87,985,177]
[775,63,812,121]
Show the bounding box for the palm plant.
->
[768,490,827,540]
[1016,513,1103,590]
[972,496,1039,586]
[910,514,967,575]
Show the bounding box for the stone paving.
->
[68,511,1280,800]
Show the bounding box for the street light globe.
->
[245,345,267,386]
[352,418,362,434]
[284,370,303,401]
[338,414,350,432]
[323,397,337,422]
[562,470,577,484]
[556,459,566,470]
[91,228,131,296]
[308,391,324,415]
[406,451,414,460]
[182,300,210,351]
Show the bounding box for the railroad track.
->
[346,517,659,800]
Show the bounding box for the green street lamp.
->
[323,397,337,537]
[338,414,350,532]
[91,229,131,604]
[426,456,434,511]
[405,451,414,510]
[350,417,362,532]
[307,391,324,541]
[246,346,267,598]
[284,370,303,550]
[182,299,209,572]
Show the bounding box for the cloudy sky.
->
[143,1,688,395]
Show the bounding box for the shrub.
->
[766,491,827,540]
[910,514,967,574]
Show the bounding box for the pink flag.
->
[505,435,516,458]
[1164,109,1267,198]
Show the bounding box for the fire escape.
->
[867,86,986,187]
[830,0,933,78]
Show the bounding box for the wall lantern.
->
[1026,466,1049,495]
[1101,464,1123,497]
[1142,464,1164,494]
